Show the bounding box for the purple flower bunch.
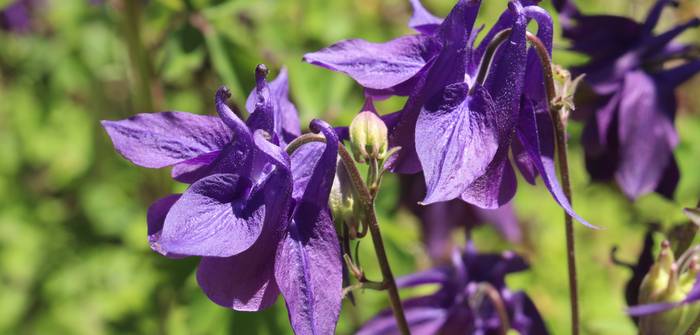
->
[554,0,700,199]
[99,0,700,333]
[103,66,343,334]
[306,0,593,228]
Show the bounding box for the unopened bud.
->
[639,241,676,304]
[349,111,388,163]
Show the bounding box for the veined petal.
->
[275,208,342,335]
[408,0,442,34]
[246,67,301,145]
[616,71,676,199]
[460,154,517,209]
[246,65,276,138]
[158,173,266,257]
[303,35,438,95]
[416,83,500,204]
[196,194,289,312]
[101,112,231,169]
[515,103,596,228]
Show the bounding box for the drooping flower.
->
[358,243,549,335]
[306,0,592,227]
[553,0,700,200]
[399,173,522,262]
[102,66,343,334]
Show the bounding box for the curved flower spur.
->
[305,0,592,227]
[553,0,700,200]
[102,66,343,334]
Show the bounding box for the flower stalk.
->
[477,28,582,335]
[527,31,581,335]
[287,134,411,335]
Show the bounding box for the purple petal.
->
[246,67,301,145]
[416,83,500,204]
[298,120,339,207]
[408,0,443,34]
[146,194,185,258]
[274,209,342,335]
[303,35,438,95]
[654,157,680,199]
[196,199,288,312]
[507,291,550,335]
[460,154,517,209]
[101,112,231,169]
[157,173,265,257]
[171,151,222,183]
[389,0,480,173]
[515,103,596,228]
[616,71,676,199]
[357,295,449,335]
[246,65,276,138]
[396,267,450,288]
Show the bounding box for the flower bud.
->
[349,111,388,163]
[329,159,364,238]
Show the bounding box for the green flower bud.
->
[349,111,388,164]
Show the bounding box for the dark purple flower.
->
[553,0,700,200]
[305,0,593,228]
[358,244,549,335]
[102,66,343,334]
[1,0,36,32]
[399,173,521,262]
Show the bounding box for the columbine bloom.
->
[553,0,700,199]
[358,244,548,335]
[306,0,591,227]
[102,66,343,334]
[399,173,521,262]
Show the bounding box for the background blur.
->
[1,0,699,334]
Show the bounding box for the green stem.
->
[526,31,581,335]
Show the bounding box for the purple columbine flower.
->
[357,244,549,335]
[102,66,343,334]
[1,0,36,32]
[553,0,700,200]
[306,0,592,227]
[399,173,522,262]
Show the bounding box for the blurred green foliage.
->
[0,0,699,334]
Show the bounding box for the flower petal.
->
[246,67,301,145]
[416,83,500,204]
[616,71,676,199]
[297,120,339,207]
[515,103,596,228]
[274,208,342,335]
[507,291,550,335]
[303,35,438,95]
[408,0,442,34]
[389,0,480,173]
[396,268,450,288]
[171,151,222,183]
[146,194,185,258]
[158,173,265,257]
[101,112,231,169]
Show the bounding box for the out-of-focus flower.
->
[357,243,549,335]
[553,0,700,200]
[399,173,521,262]
[306,0,593,227]
[1,0,36,32]
[102,66,343,334]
